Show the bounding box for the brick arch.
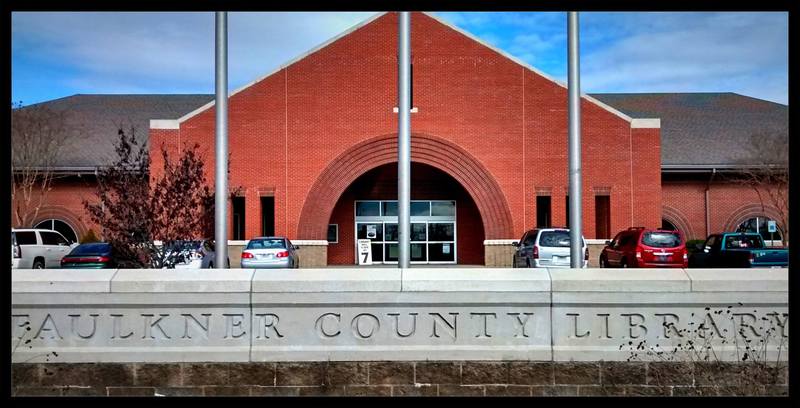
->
[298,133,514,240]
[661,205,695,240]
[30,206,88,241]
[722,204,783,235]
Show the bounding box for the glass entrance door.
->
[355,200,456,264]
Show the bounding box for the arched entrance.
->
[297,133,514,244]
[327,162,485,265]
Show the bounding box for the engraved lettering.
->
[181,313,211,339]
[34,314,62,340]
[429,313,458,339]
[470,313,496,338]
[68,314,99,339]
[11,314,30,339]
[352,313,380,339]
[597,314,612,339]
[507,313,534,338]
[731,313,760,338]
[142,314,171,339]
[655,313,682,339]
[387,313,417,338]
[111,314,134,339]
[255,313,284,339]
[315,313,341,338]
[697,313,723,339]
[766,313,789,338]
[621,313,647,339]
[223,314,246,339]
[567,313,589,338]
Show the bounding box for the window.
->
[536,196,551,228]
[642,231,682,248]
[540,230,571,248]
[736,217,783,244]
[34,219,77,243]
[232,197,245,240]
[431,201,455,217]
[14,231,37,245]
[565,195,570,228]
[40,231,66,246]
[261,197,275,236]
[410,201,430,216]
[356,201,380,216]
[595,195,611,239]
[327,224,338,243]
[247,238,286,250]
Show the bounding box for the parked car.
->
[599,227,687,268]
[11,228,79,269]
[241,237,300,269]
[164,240,227,269]
[688,232,788,268]
[512,228,588,268]
[60,243,116,268]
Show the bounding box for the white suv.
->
[512,228,588,268]
[11,229,78,269]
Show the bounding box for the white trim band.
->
[150,120,180,129]
[630,118,661,129]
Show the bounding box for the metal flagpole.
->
[398,12,411,269]
[215,12,229,268]
[568,11,583,268]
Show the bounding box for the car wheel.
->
[600,256,607,268]
[621,259,629,268]
[208,262,213,269]
[32,259,45,269]
[512,255,517,268]
[525,258,531,268]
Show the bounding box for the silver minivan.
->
[512,228,588,268]
[240,237,300,269]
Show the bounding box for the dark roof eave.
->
[661,164,786,173]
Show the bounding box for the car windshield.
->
[247,238,286,249]
[165,241,202,252]
[724,235,764,249]
[540,231,571,247]
[641,232,682,248]
[69,243,111,255]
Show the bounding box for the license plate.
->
[258,254,274,259]
[657,255,668,262]
[553,256,567,263]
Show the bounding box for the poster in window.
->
[442,243,451,254]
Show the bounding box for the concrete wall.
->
[12,267,787,364]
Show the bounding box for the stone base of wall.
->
[295,244,327,268]
[12,361,788,397]
[484,242,515,267]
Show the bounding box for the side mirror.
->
[695,243,704,251]
[511,241,519,247]
[293,245,299,250]
[604,240,612,246]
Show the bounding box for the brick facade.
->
[12,12,784,264]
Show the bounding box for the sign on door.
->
[357,239,373,265]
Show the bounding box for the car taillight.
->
[276,251,289,258]
[241,252,254,259]
[749,252,756,263]
[532,245,539,259]
[585,247,589,261]
[636,245,643,259]
[98,256,111,263]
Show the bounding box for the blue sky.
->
[11,12,788,105]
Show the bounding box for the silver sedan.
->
[240,237,300,269]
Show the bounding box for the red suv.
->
[599,227,688,268]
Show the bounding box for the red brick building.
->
[12,12,787,266]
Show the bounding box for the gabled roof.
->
[590,92,788,167]
[13,94,214,169]
[160,11,643,127]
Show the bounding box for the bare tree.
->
[83,128,238,268]
[11,101,80,228]
[736,130,789,244]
